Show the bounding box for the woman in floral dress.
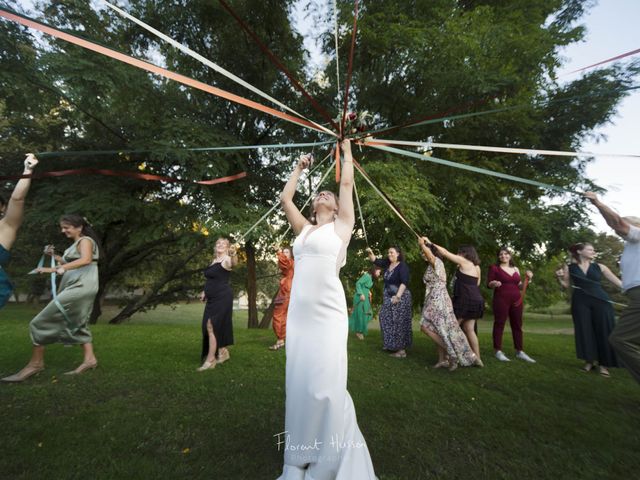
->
[418,237,483,370]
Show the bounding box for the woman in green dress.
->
[2,215,101,382]
[349,266,381,339]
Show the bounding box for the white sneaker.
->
[495,350,510,362]
[516,351,536,363]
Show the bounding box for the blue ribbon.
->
[34,255,77,333]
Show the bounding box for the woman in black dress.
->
[198,237,238,371]
[556,242,621,377]
[430,242,484,363]
[366,246,412,358]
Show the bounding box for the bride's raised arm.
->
[335,140,355,242]
[280,154,313,236]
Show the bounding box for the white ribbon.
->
[366,138,640,159]
[353,178,368,245]
[104,1,337,137]
[239,152,333,243]
[333,0,341,103]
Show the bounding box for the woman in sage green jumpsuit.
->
[2,215,101,382]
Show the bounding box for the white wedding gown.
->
[277,222,377,480]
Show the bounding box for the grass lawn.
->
[0,303,638,480]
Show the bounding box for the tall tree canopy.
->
[311,0,638,304]
[0,0,637,319]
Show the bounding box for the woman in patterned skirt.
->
[429,242,484,362]
[366,246,412,358]
[418,237,482,370]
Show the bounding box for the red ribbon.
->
[340,0,360,137]
[217,0,340,133]
[567,47,640,75]
[0,169,247,186]
[514,276,530,307]
[334,142,341,183]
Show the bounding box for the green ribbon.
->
[33,141,334,158]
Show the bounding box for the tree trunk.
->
[245,240,259,328]
[108,247,205,324]
[89,269,110,324]
[259,289,279,329]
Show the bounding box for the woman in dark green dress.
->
[2,215,101,382]
[349,266,380,339]
[556,242,622,377]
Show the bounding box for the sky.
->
[558,0,639,232]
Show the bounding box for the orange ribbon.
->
[0,9,328,135]
[334,142,341,183]
[217,0,340,133]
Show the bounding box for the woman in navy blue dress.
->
[556,242,621,377]
[367,246,412,358]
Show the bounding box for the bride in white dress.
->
[277,140,377,480]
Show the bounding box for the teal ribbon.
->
[569,272,628,307]
[571,285,628,308]
[368,144,577,193]
[35,255,77,333]
[34,141,334,158]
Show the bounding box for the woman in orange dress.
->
[270,246,294,350]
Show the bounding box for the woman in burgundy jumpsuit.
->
[487,247,535,363]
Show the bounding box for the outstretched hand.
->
[583,191,598,203]
[24,153,38,172]
[340,139,352,156]
[555,265,568,278]
[418,236,431,246]
[297,154,313,171]
[35,267,55,274]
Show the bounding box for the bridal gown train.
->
[277,222,377,480]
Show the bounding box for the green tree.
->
[1,0,321,324]
[313,0,638,307]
